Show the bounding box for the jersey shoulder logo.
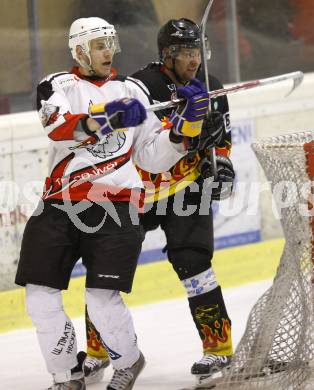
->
[39,102,61,127]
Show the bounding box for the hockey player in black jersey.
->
[83,18,235,387]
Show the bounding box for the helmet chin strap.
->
[162,55,188,86]
[77,43,100,76]
[78,46,114,79]
[79,58,113,80]
[162,52,201,86]
[171,58,188,86]
[78,57,97,76]
[165,59,202,87]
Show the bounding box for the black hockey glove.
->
[211,155,235,200]
[199,111,225,151]
[198,154,235,200]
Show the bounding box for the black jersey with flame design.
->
[132,62,232,203]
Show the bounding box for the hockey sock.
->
[188,286,233,356]
[85,305,110,360]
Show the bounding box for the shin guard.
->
[85,288,140,369]
[188,286,233,356]
[85,305,109,360]
[26,284,78,374]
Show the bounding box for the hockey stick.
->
[200,0,214,90]
[146,71,304,112]
[199,0,217,176]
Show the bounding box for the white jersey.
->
[37,67,184,205]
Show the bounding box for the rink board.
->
[0,117,261,290]
[0,238,283,333]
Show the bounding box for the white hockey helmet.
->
[69,17,121,68]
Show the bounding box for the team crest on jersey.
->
[84,132,126,158]
[81,100,126,158]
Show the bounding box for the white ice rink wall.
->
[0,72,313,290]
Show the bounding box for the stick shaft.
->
[146,71,304,112]
[200,0,214,94]
[199,0,216,177]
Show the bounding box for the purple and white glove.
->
[89,98,147,136]
[169,78,209,138]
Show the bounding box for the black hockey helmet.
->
[157,18,202,59]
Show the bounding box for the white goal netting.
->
[214,131,314,390]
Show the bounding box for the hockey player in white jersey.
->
[14,17,210,390]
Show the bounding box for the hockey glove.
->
[89,98,147,136]
[169,78,209,138]
[211,155,235,200]
[199,111,226,150]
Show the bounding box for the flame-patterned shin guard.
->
[188,286,233,357]
[85,306,109,360]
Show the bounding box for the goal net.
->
[214,131,314,390]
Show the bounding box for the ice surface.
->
[0,280,271,390]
